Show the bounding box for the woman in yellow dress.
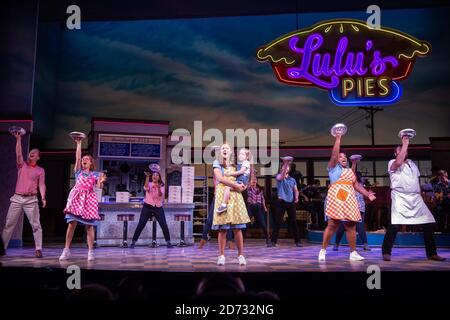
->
[212,143,250,266]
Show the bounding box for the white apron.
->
[388,159,435,225]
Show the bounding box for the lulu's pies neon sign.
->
[256,19,430,106]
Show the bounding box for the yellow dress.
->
[212,166,250,229]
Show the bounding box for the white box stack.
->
[168,186,182,203]
[181,166,195,203]
[115,192,130,203]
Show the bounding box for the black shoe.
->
[129,241,135,248]
[382,254,391,261]
[35,250,43,258]
[295,242,302,247]
[166,242,174,248]
[267,242,277,247]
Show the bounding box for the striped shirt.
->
[247,186,265,205]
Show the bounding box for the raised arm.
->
[276,162,289,181]
[214,168,245,192]
[74,139,82,173]
[328,135,341,169]
[15,133,24,167]
[143,172,151,192]
[39,170,47,208]
[390,136,409,172]
[351,159,357,173]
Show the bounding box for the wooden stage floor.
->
[1,240,449,272]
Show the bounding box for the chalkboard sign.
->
[98,134,161,159]
[131,143,160,158]
[99,142,130,157]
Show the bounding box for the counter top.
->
[99,202,195,210]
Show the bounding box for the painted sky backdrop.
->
[33,8,450,149]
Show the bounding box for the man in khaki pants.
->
[1,132,46,257]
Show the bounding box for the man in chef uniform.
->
[382,135,446,261]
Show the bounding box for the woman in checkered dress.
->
[212,143,250,266]
[59,137,106,262]
[318,133,376,262]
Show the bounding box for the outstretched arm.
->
[74,139,82,173]
[354,182,376,201]
[328,135,342,169]
[15,133,24,167]
[390,136,409,172]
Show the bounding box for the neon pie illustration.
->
[256,19,431,106]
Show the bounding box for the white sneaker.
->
[217,255,225,266]
[59,248,71,261]
[238,255,247,266]
[87,250,95,261]
[318,249,327,261]
[349,251,365,261]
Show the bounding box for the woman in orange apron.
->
[319,132,376,262]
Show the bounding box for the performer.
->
[269,157,301,247]
[334,171,371,252]
[217,148,251,214]
[319,131,376,261]
[198,146,234,249]
[59,137,105,261]
[382,136,446,261]
[212,143,250,266]
[432,170,450,231]
[246,177,270,245]
[2,131,46,258]
[130,171,173,248]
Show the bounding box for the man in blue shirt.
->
[269,159,301,247]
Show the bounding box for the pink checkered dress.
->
[64,171,101,221]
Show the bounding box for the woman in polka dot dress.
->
[59,137,106,261]
[318,132,376,262]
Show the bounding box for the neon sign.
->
[256,19,430,106]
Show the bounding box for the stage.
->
[1,239,450,304]
[1,240,450,273]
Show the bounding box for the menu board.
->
[98,134,161,159]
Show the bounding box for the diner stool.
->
[174,214,191,247]
[93,214,105,248]
[117,214,135,248]
[149,216,159,248]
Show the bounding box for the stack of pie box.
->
[181,166,195,203]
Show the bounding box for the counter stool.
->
[117,214,135,248]
[149,216,159,248]
[93,214,105,248]
[174,214,191,247]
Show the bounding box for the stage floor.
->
[1,240,449,272]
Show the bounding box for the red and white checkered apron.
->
[325,168,361,222]
[64,172,101,221]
